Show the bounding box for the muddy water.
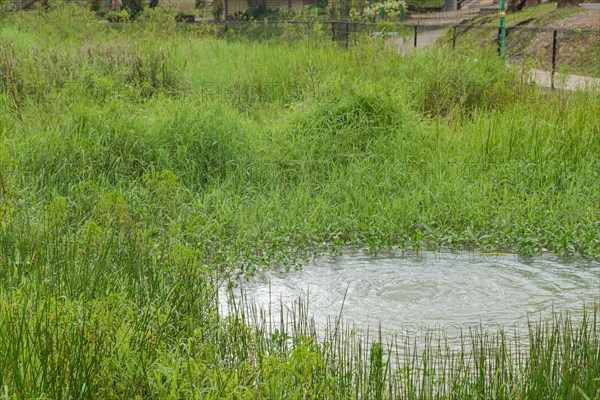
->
[222,252,599,338]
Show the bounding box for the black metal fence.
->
[1,1,598,86]
[222,19,599,87]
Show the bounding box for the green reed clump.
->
[13,98,248,192]
[1,263,598,399]
[406,47,520,118]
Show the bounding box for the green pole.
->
[399,4,404,22]
[380,2,385,21]
[499,0,506,60]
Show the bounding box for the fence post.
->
[346,20,349,50]
[498,0,506,60]
[452,26,457,48]
[332,21,335,42]
[551,29,558,91]
[497,27,501,56]
[414,25,418,47]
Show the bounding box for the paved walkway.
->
[529,68,600,90]
[579,3,600,11]
[388,29,448,51]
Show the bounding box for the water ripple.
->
[222,252,600,336]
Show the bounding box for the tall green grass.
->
[0,280,598,398]
[0,5,599,398]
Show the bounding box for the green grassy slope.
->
[444,3,600,77]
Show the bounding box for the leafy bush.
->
[357,0,405,20]
[121,0,144,16]
[105,9,131,21]
[407,48,518,117]
[89,0,105,13]
[137,3,178,23]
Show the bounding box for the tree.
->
[246,0,268,18]
[507,0,527,12]
[213,0,223,21]
[195,0,207,15]
[121,0,143,14]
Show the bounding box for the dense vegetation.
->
[0,6,598,399]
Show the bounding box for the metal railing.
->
[218,19,599,88]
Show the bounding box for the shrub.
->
[105,9,131,21]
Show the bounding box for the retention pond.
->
[222,252,600,339]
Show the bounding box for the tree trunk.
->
[507,0,527,12]
[557,0,579,8]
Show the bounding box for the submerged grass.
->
[0,5,599,398]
